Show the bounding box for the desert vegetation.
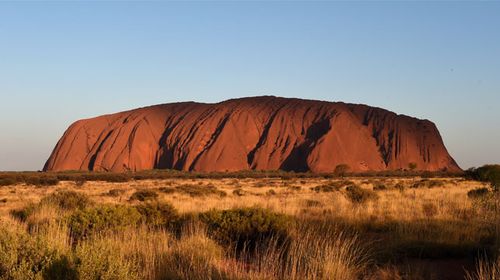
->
[0,168,463,187]
[0,167,499,279]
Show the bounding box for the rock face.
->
[44,96,461,173]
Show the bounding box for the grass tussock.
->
[345,185,378,204]
[466,257,500,280]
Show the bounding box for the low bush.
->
[311,184,338,193]
[411,179,445,189]
[158,184,227,197]
[163,234,225,280]
[40,190,92,211]
[68,205,142,241]
[88,173,130,183]
[10,204,37,222]
[158,187,176,194]
[467,187,491,200]
[345,186,378,204]
[0,177,17,186]
[394,183,406,192]
[75,238,139,280]
[10,191,92,227]
[373,182,387,191]
[174,184,227,198]
[253,182,267,188]
[129,190,159,202]
[232,189,245,196]
[0,226,73,279]
[25,176,60,187]
[466,165,500,191]
[199,207,293,251]
[135,202,179,228]
[266,189,277,196]
[74,180,86,187]
[312,180,355,193]
[105,188,126,197]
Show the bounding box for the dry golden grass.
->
[466,257,500,280]
[0,176,497,279]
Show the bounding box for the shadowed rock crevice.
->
[280,118,332,172]
[246,104,287,168]
[88,130,114,171]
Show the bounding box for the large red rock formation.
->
[44,96,460,173]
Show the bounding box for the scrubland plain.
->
[0,175,498,280]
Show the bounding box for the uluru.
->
[43,96,460,173]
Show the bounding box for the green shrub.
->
[199,207,293,251]
[466,165,500,191]
[266,189,277,196]
[0,177,17,186]
[94,173,130,183]
[25,176,60,187]
[105,188,126,197]
[232,189,245,196]
[467,187,491,199]
[44,256,77,280]
[427,180,445,188]
[75,239,139,280]
[9,191,92,226]
[311,180,354,193]
[334,164,350,177]
[175,184,227,197]
[311,184,338,193]
[129,190,159,202]
[74,180,86,187]
[345,185,378,204]
[411,179,444,188]
[253,181,267,188]
[394,183,406,192]
[10,204,38,222]
[158,184,228,197]
[0,226,73,279]
[408,162,418,171]
[135,202,179,228]
[68,205,142,241]
[158,187,175,194]
[40,190,92,211]
[373,182,387,191]
[163,235,225,280]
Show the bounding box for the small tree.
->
[334,164,350,177]
[408,162,418,171]
[468,165,500,254]
[490,172,500,192]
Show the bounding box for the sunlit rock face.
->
[44,96,460,173]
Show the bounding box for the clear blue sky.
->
[0,1,498,171]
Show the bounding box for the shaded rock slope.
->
[44,96,460,173]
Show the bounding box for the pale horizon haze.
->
[0,2,499,171]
